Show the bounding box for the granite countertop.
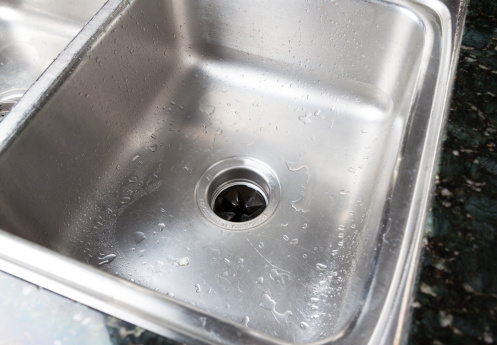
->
[409,0,497,344]
[1,0,495,343]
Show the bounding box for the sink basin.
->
[0,0,465,344]
[0,0,106,119]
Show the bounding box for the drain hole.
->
[0,89,26,122]
[213,184,267,222]
[197,158,280,230]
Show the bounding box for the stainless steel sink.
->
[0,0,466,344]
[0,0,106,119]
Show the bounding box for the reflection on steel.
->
[0,0,106,120]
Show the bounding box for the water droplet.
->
[290,238,299,244]
[128,176,138,183]
[157,223,165,231]
[202,122,212,133]
[283,235,289,241]
[348,167,356,173]
[195,283,201,293]
[170,101,176,105]
[300,321,309,330]
[132,231,146,244]
[269,268,290,285]
[200,104,216,116]
[237,258,244,264]
[361,129,368,133]
[149,144,157,152]
[132,153,141,161]
[302,254,307,258]
[316,263,327,271]
[97,253,116,265]
[298,113,312,124]
[256,276,264,284]
[242,316,250,326]
[339,190,350,196]
[176,257,190,266]
[258,242,264,248]
[215,128,223,135]
[302,223,308,229]
[138,249,146,257]
[314,109,321,116]
[310,297,320,303]
[259,294,293,322]
[338,225,345,230]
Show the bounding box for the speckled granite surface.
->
[408,0,497,344]
[1,0,494,344]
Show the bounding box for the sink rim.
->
[0,0,466,343]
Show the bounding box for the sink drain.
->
[212,183,267,222]
[0,89,26,121]
[196,158,280,230]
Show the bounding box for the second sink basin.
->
[0,0,461,344]
[0,0,106,118]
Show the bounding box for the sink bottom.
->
[58,58,399,340]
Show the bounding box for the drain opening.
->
[0,89,27,122]
[212,183,267,222]
[196,158,280,230]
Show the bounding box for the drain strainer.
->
[196,157,280,230]
[212,183,267,222]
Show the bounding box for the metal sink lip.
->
[0,0,466,343]
[0,0,127,150]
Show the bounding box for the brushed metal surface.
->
[0,0,465,344]
[0,0,106,119]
